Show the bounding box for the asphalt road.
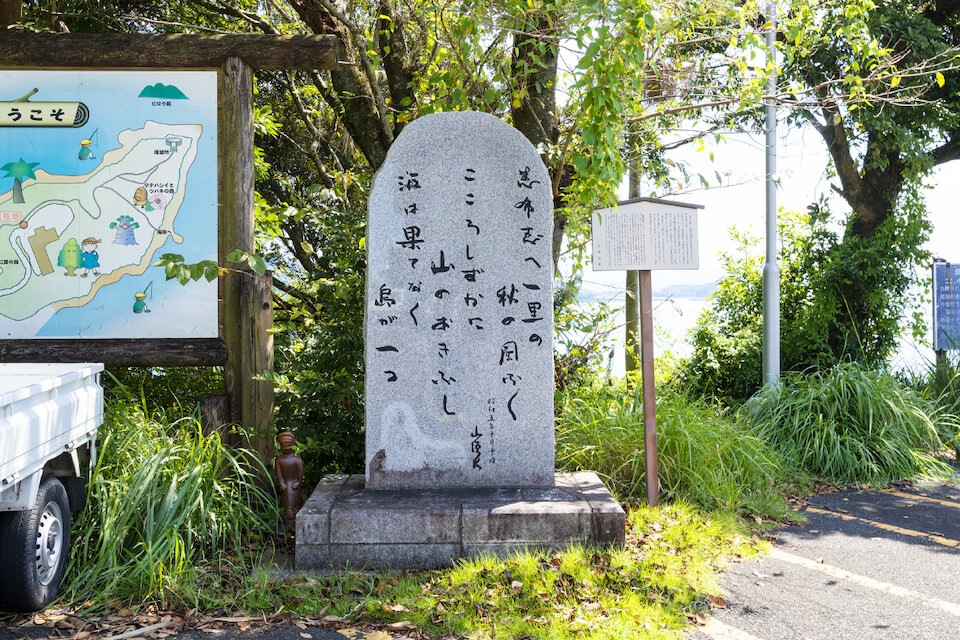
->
[691,482,960,640]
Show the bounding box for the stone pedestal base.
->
[295,471,625,570]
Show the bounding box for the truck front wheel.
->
[0,477,72,612]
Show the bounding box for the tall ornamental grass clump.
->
[64,398,279,606]
[900,354,960,453]
[556,382,791,519]
[745,362,959,485]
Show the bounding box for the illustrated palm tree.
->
[1,158,40,204]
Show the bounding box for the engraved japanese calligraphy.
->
[365,111,553,488]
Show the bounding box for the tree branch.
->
[932,137,960,166]
[314,0,394,145]
[377,0,417,130]
[815,105,863,207]
[273,277,320,313]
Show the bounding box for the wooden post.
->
[639,269,659,506]
[198,393,231,438]
[220,56,274,468]
[0,0,20,28]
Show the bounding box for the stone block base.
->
[295,471,625,570]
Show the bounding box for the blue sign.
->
[933,262,960,350]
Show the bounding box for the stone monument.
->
[365,110,554,489]
[296,111,624,570]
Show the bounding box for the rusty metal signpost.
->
[592,196,703,506]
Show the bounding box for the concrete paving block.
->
[462,500,592,543]
[330,501,460,544]
[571,471,626,545]
[295,473,625,570]
[295,544,330,570]
[329,544,461,571]
[296,475,350,545]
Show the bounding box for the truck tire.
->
[0,477,72,612]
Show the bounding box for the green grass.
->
[55,390,768,639]
[131,503,762,640]
[63,398,279,608]
[899,354,960,453]
[556,380,797,520]
[745,362,959,485]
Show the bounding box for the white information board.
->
[592,197,702,271]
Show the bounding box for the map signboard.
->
[933,261,960,351]
[592,197,702,271]
[0,70,217,339]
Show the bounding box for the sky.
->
[576,118,960,372]
[582,121,960,295]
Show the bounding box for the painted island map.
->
[0,71,218,339]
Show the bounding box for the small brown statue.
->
[275,431,304,529]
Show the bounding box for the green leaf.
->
[227,249,247,263]
[248,254,267,276]
[578,41,601,68]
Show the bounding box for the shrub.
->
[682,197,930,402]
[745,362,957,485]
[556,381,793,519]
[64,397,278,607]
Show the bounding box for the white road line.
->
[700,618,767,640]
[769,548,960,617]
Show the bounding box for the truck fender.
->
[0,470,41,513]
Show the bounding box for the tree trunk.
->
[845,157,904,240]
[509,11,564,269]
[12,178,23,203]
[287,0,393,171]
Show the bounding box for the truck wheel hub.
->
[36,501,63,586]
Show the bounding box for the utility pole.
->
[762,1,780,387]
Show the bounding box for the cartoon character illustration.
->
[110,215,139,245]
[79,237,101,278]
[133,292,150,313]
[133,283,153,314]
[78,139,95,161]
[133,186,148,207]
[56,238,82,277]
[78,129,98,161]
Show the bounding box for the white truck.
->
[0,363,103,612]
